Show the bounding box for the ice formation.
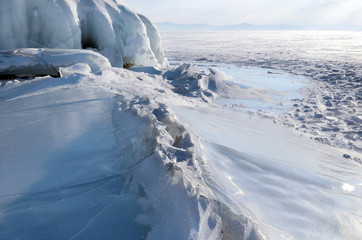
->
[0,51,264,239]
[0,0,167,67]
[1,1,361,240]
[0,48,111,78]
[1,49,362,239]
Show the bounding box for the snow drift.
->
[0,0,167,67]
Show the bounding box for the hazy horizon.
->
[129,0,362,30]
[155,22,362,31]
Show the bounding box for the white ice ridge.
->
[0,48,112,77]
[0,0,167,67]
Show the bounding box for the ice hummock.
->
[0,0,167,67]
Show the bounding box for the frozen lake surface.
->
[170,61,309,114]
[1,30,361,239]
[163,30,362,161]
[172,105,362,239]
[163,31,362,239]
[0,76,150,239]
[161,31,362,64]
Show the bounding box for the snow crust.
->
[0,0,167,67]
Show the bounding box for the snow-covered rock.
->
[0,0,167,67]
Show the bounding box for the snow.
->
[1,2,362,240]
[1,50,361,239]
[0,0,167,67]
[162,31,362,162]
[1,56,267,239]
[172,105,362,240]
[162,63,240,100]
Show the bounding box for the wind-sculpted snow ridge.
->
[0,0,167,67]
[112,97,265,240]
[0,50,266,239]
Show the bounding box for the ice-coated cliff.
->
[0,0,167,67]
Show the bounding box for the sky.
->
[128,0,362,28]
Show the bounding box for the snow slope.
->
[0,0,167,67]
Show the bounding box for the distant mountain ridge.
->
[156,22,300,31]
[156,22,362,31]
